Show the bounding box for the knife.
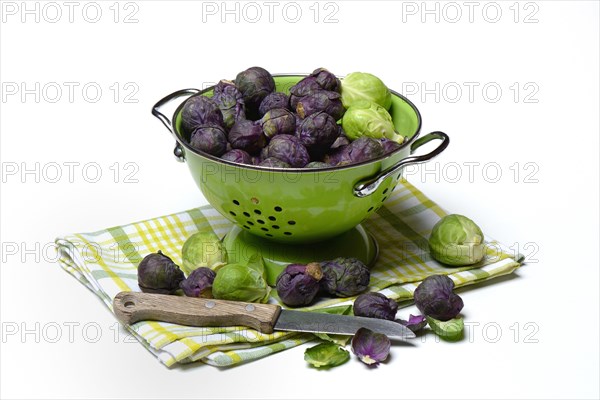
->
[113,291,415,340]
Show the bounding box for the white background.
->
[1,1,599,399]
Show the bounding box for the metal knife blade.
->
[113,292,415,340]
[275,309,415,339]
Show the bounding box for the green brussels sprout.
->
[341,71,392,110]
[212,255,271,303]
[137,251,184,294]
[428,214,485,266]
[181,232,227,275]
[341,101,404,143]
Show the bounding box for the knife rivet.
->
[245,304,255,312]
[205,301,216,309]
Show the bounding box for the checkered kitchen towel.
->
[55,179,523,367]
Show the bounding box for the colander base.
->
[222,224,379,286]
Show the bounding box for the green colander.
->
[152,75,449,284]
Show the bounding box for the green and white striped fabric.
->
[56,179,523,367]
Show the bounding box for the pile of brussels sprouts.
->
[180,66,405,168]
[136,214,487,368]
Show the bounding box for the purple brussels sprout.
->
[228,119,267,154]
[235,67,275,118]
[260,108,296,138]
[296,90,345,121]
[262,134,310,168]
[259,157,290,168]
[337,137,385,166]
[413,275,464,321]
[320,257,370,297]
[296,112,341,159]
[351,328,390,366]
[380,138,402,154]
[309,67,341,92]
[211,80,245,130]
[221,149,253,165]
[305,161,330,169]
[398,314,427,333]
[180,95,224,137]
[189,125,228,157]
[353,292,398,321]
[289,76,322,109]
[259,92,290,116]
[179,267,216,298]
[276,262,323,307]
[330,130,350,149]
[137,251,185,294]
[323,145,348,166]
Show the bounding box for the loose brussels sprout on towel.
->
[137,251,185,294]
[320,257,370,297]
[353,292,398,321]
[212,255,271,303]
[428,214,485,266]
[276,262,323,307]
[179,267,216,298]
[351,327,390,366]
[181,232,227,275]
[413,275,464,321]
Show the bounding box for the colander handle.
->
[353,131,450,198]
[152,88,201,162]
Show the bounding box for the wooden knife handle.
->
[113,291,282,333]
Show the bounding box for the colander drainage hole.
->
[261,227,268,232]
[233,200,240,205]
[288,220,296,225]
[368,207,374,212]
[382,188,388,195]
[230,211,237,217]
[266,233,273,237]
[382,196,388,202]
[272,225,280,229]
[257,219,265,224]
[243,225,250,229]
[243,212,250,217]
[254,209,262,215]
[247,221,254,226]
[274,206,282,212]
[284,232,292,236]
[268,216,276,221]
